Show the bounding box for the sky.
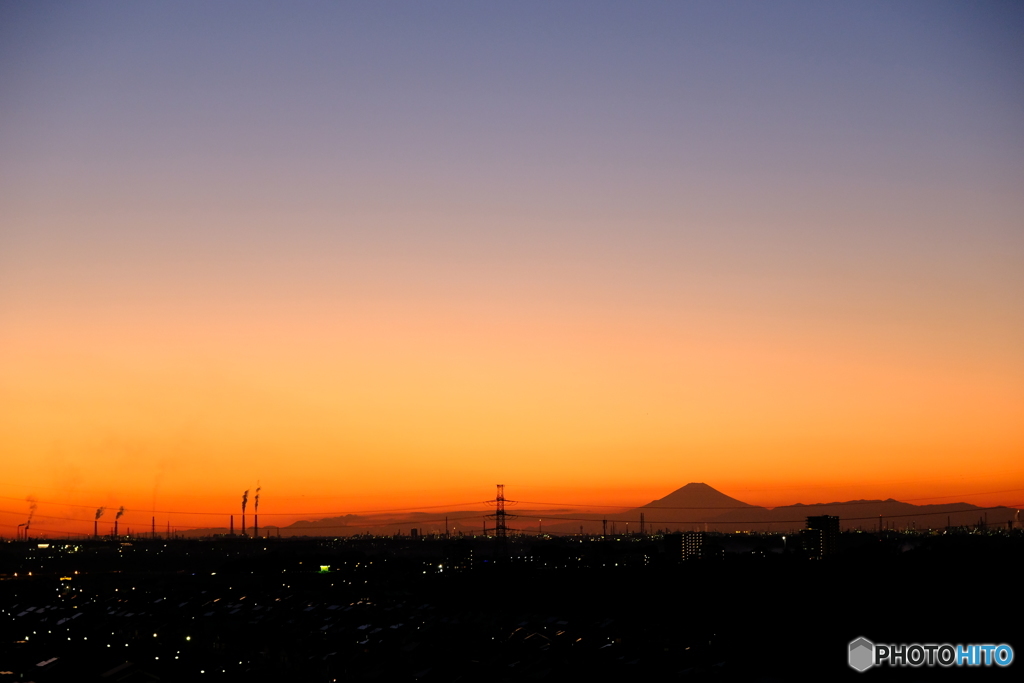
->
[1,1,1023,536]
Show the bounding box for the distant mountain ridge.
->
[178,483,1020,537]
[542,483,1020,534]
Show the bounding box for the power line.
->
[0,522,92,537]
[4,503,1021,530]
[0,494,488,516]
[516,488,1024,510]
[525,503,1024,526]
[1,487,1021,526]
[0,509,489,530]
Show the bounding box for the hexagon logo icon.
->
[849,637,874,672]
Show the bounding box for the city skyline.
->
[4,481,1021,540]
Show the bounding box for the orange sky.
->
[2,3,1023,538]
[2,267,1022,538]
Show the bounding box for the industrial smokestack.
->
[254,485,260,539]
[241,490,249,538]
[230,515,234,536]
[114,506,125,538]
[95,507,105,539]
[151,516,156,540]
[25,496,37,540]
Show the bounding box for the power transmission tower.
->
[486,484,515,556]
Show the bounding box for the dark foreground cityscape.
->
[2,519,1021,682]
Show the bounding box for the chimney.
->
[230,515,234,536]
[253,486,260,539]
[241,490,249,538]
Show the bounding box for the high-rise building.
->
[664,531,722,561]
[803,515,840,559]
[683,531,705,560]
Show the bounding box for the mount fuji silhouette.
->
[638,482,756,510]
[540,482,1017,534]
[177,482,1019,537]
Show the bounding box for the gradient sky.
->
[2,1,1023,536]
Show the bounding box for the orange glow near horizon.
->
[2,277,1022,538]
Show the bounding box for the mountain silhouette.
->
[638,482,757,511]
[177,483,1020,537]
[537,483,765,533]
[541,483,1018,534]
[599,482,765,530]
